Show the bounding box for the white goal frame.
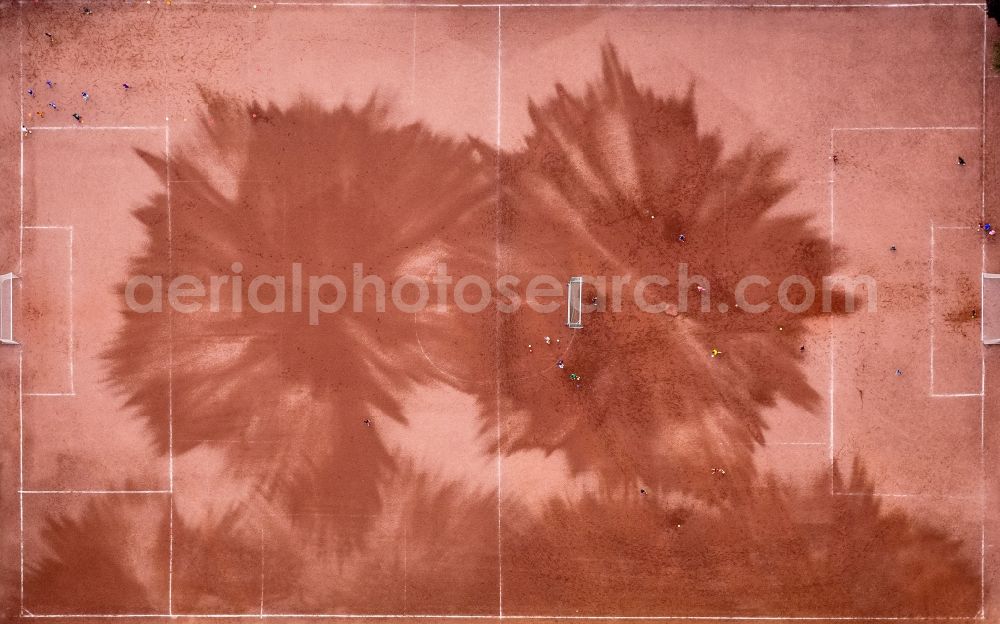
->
[566,276,583,329]
[984,273,1000,345]
[1,272,18,345]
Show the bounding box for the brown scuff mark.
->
[942,274,980,335]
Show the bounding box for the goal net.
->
[984,273,1000,345]
[0,273,17,345]
[566,276,583,329]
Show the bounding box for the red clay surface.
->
[0,1,998,621]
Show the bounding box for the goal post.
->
[0,272,18,345]
[566,276,583,329]
[984,273,1000,345]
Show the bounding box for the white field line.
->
[259,528,265,619]
[20,490,171,495]
[978,11,988,618]
[930,392,985,397]
[832,126,980,132]
[69,227,74,395]
[827,129,835,492]
[25,125,166,131]
[165,119,175,617]
[410,10,417,105]
[18,352,24,613]
[16,614,987,621]
[18,19,24,276]
[494,6,504,617]
[252,1,987,7]
[831,491,980,500]
[931,222,936,393]
[23,393,76,397]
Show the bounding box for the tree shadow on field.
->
[23,494,169,614]
[22,461,978,616]
[255,462,501,613]
[104,92,495,553]
[502,461,981,617]
[22,464,499,614]
[489,44,848,500]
